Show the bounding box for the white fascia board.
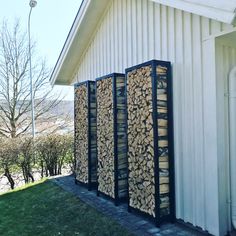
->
[50,0,91,86]
[184,0,236,12]
[151,0,236,24]
[51,0,110,86]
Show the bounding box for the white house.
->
[50,0,236,235]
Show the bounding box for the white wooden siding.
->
[73,0,235,235]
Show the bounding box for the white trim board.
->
[151,0,236,24]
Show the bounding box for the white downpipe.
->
[229,66,236,230]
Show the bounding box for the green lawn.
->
[0,179,132,236]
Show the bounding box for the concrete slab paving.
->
[51,175,209,236]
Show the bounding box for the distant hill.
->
[0,99,74,119]
[0,99,74,136]
[49,100,74,119]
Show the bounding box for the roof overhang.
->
[50,0,110,85]
[151,0,236,25]
[51,0,236,86]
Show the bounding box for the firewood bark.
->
[127,65,156,217]
[89,82,97,184]
[156,65,170,217]
[127,62,171,218]
[97,77,115,198]
[96,75,128,201]
[74,84,89,184]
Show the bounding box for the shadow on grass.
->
[0,179,132,236]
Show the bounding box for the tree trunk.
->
[45,167,48,177]
[21,165,28,184]
[28,172,34,182]
[4,168,15,189]
[40,161,44,178]
[10,119,17,138]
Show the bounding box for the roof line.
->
[50,0,86,86]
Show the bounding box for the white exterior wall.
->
[73,0,236,235]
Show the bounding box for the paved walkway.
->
[51,175,208,236]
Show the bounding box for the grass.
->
[0,179,132,236]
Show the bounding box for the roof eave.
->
[50,0,110,86]
[51,0,236,86]
[50,0,91,86]
[151,0,236,25]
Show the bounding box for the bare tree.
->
[17,137,34,184]
[0,20,61,138]
[0,138,18,189]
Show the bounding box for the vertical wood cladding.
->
[126,60,174,224]
[74,81,97,190]
[74,2,230,232]
[96,74,128,204]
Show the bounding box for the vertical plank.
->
[183,11,193,223]
[174,8,184,220]
[142,0,148,61]
[131,0,138,65]
[110,1,115,73]
[201,17,210,40]
[148,1,155,59]
[127,0,132,67]
[202,38,220,236]
[167,7,175,61]
[210,19,221,36]
[154,3,161,59]
[215,42,229,236]
[161,5,168,61]
[107,8,111,73]
[137,0,143,63]
[114,0,118,72]
[122,0,128,68]
[117,0,123,71]
[192,14,205,228]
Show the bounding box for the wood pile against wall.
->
[74,81,97,190]
[126,60,174,225]
[96,74,128,205]
[89,82,97,185]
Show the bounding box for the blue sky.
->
[0,0,82,100]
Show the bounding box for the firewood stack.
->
[89,82,97,185]
[74,81,97,190]
[126,60,174,224]
[96,74,128,205]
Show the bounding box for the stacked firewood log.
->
[115,76,128,199]
[74,81,97,188]
[127,65,156,217]
[127,62,171,218]
[97,77,115,198]
[156,65,170,216]
[89,82,97,185]
[96,75,128,202]
[74,84,89,184]
[74,61,172,220]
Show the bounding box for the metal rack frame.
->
[125,60,175,226]
[74,80,97,191]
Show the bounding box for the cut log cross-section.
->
[126,60,174,225]
[74,81,97,190]
[96,74,128,205]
